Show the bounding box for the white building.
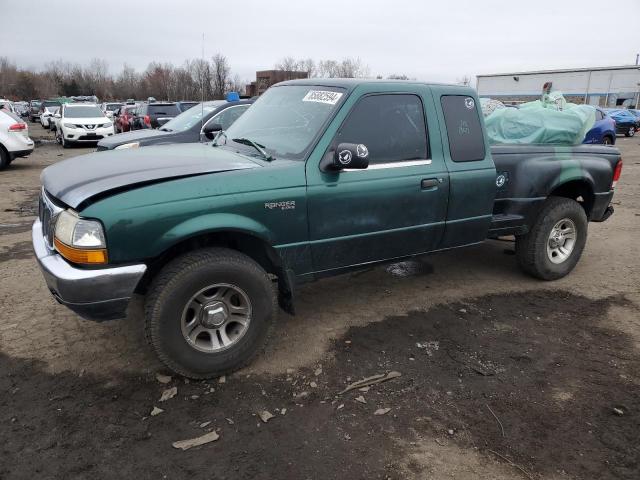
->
[476,65,640,107]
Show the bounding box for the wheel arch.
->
[603,132,615,144]
[548,178,595,217]
[138,223,295,314]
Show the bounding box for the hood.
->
[97,128,170,149]
[42,143,261,208]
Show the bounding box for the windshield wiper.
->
[232,137,274,161]
[159,127,172,132]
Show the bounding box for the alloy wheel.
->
[180,283,252,353]
[546,218,577,264]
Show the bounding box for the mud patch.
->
[0,221,33,235]
[3,188,39,217]
[0,241,33,262]
[1,291,638,480]
[385,259,434,278]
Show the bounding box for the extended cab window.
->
[440,95,485,162]
[337,94,428,164]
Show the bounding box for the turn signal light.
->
[54,238,108,264]
[612,160,622,189]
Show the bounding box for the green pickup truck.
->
[33,79,622,378]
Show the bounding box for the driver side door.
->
[305,91,449,273]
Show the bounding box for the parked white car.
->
[40,105,60,129]
[0,99,15,113]
[0,110,34,170]
[54,104,115,148]
[101,102,124,120]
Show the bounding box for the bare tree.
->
[387,74,410,80]
[1,53,374,101]
[211,53,230,99]
[228,74,245,95]
[188,58,213,100]
[85,58,111,99]
[274,57,315,79]
[316,58,369,78]
[143,62,174,100]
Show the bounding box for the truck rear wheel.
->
[144,248,277,379]
[515,197,588,280]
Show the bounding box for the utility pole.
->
[636,53,639,65]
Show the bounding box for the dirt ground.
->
[1,124,639,479]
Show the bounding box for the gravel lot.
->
[1,124,639,479]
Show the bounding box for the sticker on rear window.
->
[302,90,343,105]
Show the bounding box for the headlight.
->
[54,210,108,264]
[115,142,140,150]
[63,123,75,128]
[102,122,112,128]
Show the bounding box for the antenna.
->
[201,32,205,137]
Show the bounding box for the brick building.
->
[245,70,309,97]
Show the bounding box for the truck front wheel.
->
[145,248,277,379]
[515,197,588,280]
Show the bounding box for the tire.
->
[602,135,613,145]
[625,127,634,137]
[0,146,9,171]
[145,248,277,379]
[515,197,588,280]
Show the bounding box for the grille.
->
[38,189,64,248]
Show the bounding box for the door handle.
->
[421,178,439,189]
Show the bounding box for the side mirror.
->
[203,123,222,140]
[54,113,61,118]
[331,143,369,170]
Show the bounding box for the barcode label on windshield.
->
[302,90,343,105]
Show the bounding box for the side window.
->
[440,95,485,162]
[336,94,428,164]
[595,110,604,121]
[211,105,250,130]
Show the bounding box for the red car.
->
[114,105,137,133]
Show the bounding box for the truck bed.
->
[488,143,621,237]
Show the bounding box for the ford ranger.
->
[33,79,622,378]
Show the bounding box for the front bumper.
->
[32,220,146,321]
[63,127,115,142]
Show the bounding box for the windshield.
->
[64,106,104,118]
[161,102,222,132]
[223,85,346,160]
[149,104,180,115]
[106,103,123,111]
[43,101,60,108]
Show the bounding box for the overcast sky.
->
[1,0,638,84]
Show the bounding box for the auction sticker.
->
[303,90,343,105]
